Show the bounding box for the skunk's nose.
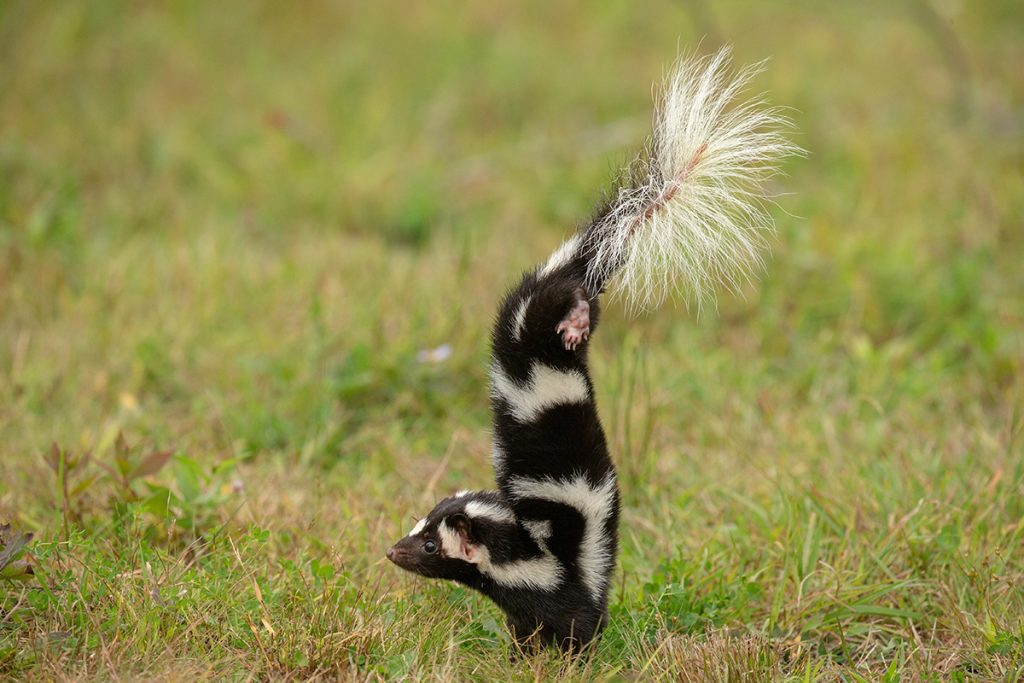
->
[386,547,397,562]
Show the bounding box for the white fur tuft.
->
[585,47,800,311]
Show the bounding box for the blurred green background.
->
[1,1,1022,679]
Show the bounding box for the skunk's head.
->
[386,490,513,582]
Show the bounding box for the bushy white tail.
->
[583,47,800,312]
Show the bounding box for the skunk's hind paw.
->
[556,291,590,351]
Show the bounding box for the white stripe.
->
[464,500,515,524]
[477,546,562,591]
[508,473,617,601]
[490,361,589,422]
[510,295,532,342]
[407,518,426,537]
[491,441,506,480]
[540,234,581,277]
[438,521,468,560]
[454,490,472,498]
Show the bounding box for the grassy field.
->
[1,1,1022,680]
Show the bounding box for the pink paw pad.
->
[556,296,591,351]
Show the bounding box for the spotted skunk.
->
[386,48,797,652]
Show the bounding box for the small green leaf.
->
[175,457,202,500]
[310,559,335,580]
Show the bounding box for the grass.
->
[1,0,1022,679]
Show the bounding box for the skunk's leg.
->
[555,288,591,351]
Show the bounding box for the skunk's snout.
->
[387,537,426,573]
[386,543,411,568]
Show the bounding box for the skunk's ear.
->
[443,512,481,563]
[448,512,472,540]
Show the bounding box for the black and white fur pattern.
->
[386,48,797,652]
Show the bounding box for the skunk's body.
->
[387,48,798,652]
[486,257,620,647]
[390,250,620,650]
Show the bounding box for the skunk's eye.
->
[423,540,438,555]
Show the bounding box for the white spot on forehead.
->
[464,500,515,525]
[490,361,589,423]
[540,234,581,277]
[407,518,427,537]
[510,295,532,342]
[509,473,618,601]
[454,490,472,498]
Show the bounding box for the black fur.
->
[388,230,623,653]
